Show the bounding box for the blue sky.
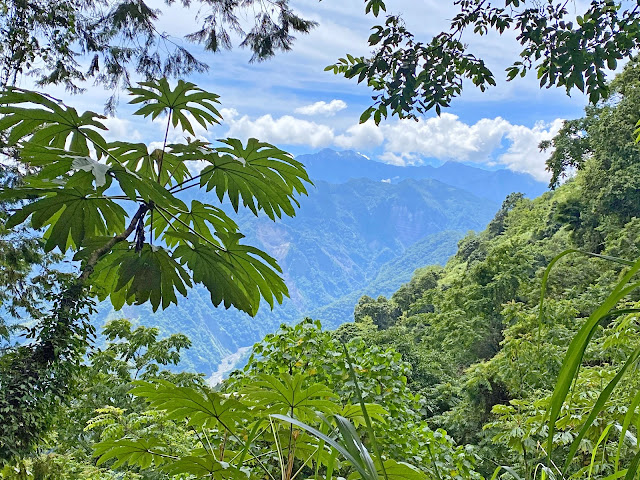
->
[33,0,598,182]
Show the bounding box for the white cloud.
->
[378,114,563,181]
[378,151,422,167]
[226,114,335,148]
[381,114,511,162]
[217,109,562,181]
[334,121,384,150]
[102,116,142,142]
[295,100,347,116]
[498,119,564,180]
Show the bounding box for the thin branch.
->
[158,110,172,183]
[78,203,148,282]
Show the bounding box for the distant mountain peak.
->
[297,149,547,202]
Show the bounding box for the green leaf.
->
[94,245,192,311]
[0,88,108,155]
[130,379,249,430]
[153,200,238,248]
[108,141,190,187]
[110,165,186,210]
[94,438,170,469]
[173,233,288,316]
[242,373,339,420]
[128,77,222,135]
[196,138,311,220]
[6,187,126,252]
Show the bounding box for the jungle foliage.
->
[5,61,640,480]
[4,5,640,480]
[339,59,640,478]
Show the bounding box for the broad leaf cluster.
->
[0,78,312,316]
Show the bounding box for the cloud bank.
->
[220,110,563,181]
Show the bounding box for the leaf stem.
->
[79,203,148,282]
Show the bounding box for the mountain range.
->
[299,149,547,201]
[94,150,548,376]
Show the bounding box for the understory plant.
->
[90,321,482,480]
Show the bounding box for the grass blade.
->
[546,250,640,459]
[489,465,524,480]
[563,342,640,471]
[616,389,640,471]
[271,413,373,480]
[342,342,389,480]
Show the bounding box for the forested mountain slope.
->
[95,176,500,374]
[339,61,640,477]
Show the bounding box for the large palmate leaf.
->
[129,379,249,430]
[5,186,127,252]
[0,80,308,323]
[0,88,108,155]
[110,165,187,210]
[242,373,339,420]
[94,438,172,469]
[108,141,190,187]
[340,403,388,427]
[173,233,287,316]
[91,245,192,311]
[162,455,246,479]
[153,200,238,247]
[128,77,222,135]
[191,138,311,220]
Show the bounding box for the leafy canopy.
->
[0,0,317,108]
[0,78,312,316]
[329,0,640,123]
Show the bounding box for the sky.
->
[31,0,599,182]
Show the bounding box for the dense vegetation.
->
[3,0,640,476]
[2,59,640,479]
[337,60,640,477]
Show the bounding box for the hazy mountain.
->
[299,149,547,202]
[96,174,500,375]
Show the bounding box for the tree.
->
[0,77,312,460]
[89,319,482,480]
[328,0,640,123]
[0,0,316,108]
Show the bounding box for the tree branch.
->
[78,203,148,283]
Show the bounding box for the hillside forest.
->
[4,1,640,479]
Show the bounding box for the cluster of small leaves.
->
[329,0,640,122]
[0,283,96,461]
[326,14,495,124]
[0,78,312,316]
[0,0,317,108]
